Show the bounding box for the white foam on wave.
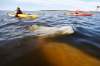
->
[28,25,74,37]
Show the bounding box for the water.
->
[0,10,100,65]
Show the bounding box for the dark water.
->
[0,10,100,65]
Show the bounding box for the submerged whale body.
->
[28,25,74,37]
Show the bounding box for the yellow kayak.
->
[17,14,38,19]
[8,12,38,19]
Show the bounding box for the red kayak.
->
[69,10,93,16]
[72,13,93,16]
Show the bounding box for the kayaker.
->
[15,7,23,17]
[75,10,80,14]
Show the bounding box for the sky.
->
[0,0,100,11]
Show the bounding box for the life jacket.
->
[15,9,23,17]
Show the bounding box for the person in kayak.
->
[15,7,23,17]
[75,10,80,14]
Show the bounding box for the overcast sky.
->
[0,0,99,11]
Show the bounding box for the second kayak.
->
[70,13,93,16]
[65,10,93,16]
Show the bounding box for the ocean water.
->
[0,10,100,65]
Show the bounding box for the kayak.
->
[17,14,38,19]
[8,12,38,19]
[66,11,93,16]
[27,25,74,37]
[71,13,93,16]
